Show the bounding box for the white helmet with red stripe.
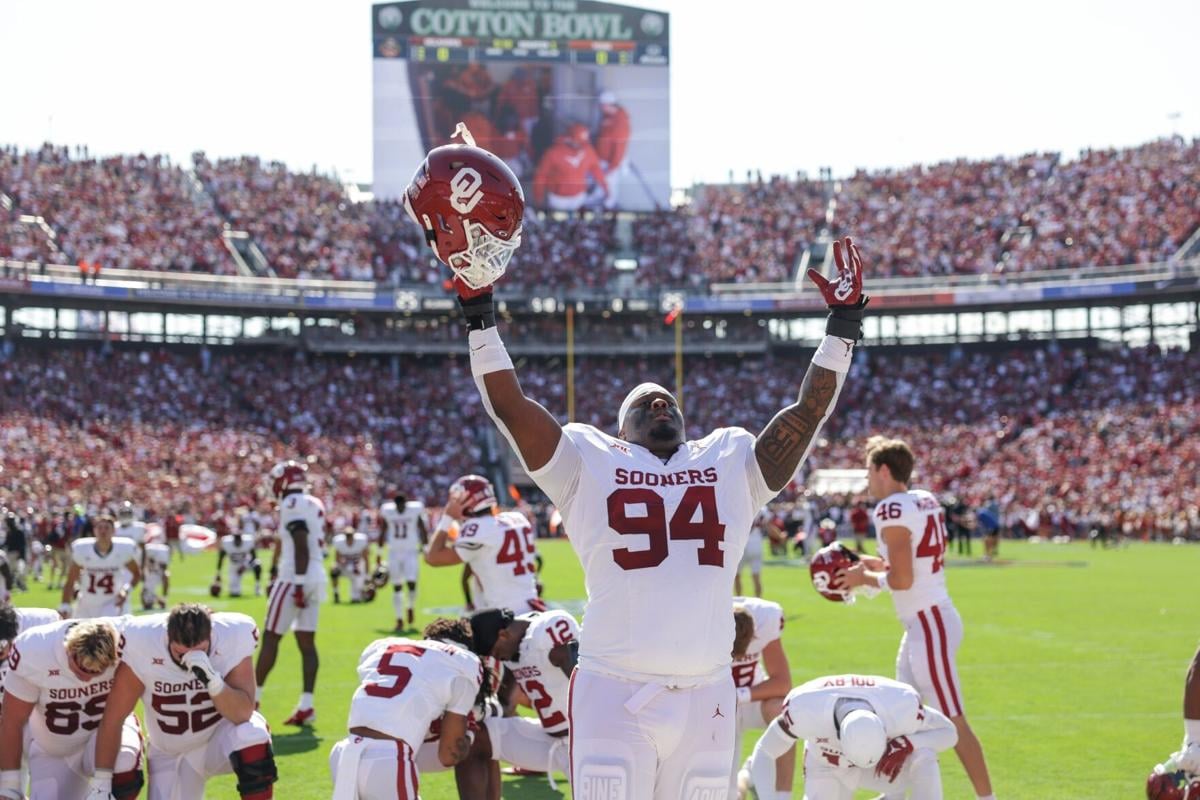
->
[450,474,496,515]
[268,460,308,499]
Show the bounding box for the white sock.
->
[255,686,263,702]
[977,795,996,800]
[406,587,417,612]
[298,692,313,711]
[393,590,404,619]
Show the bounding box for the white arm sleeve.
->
[908,705,959,753]
[748,718,796,800]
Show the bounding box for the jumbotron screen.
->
[372,0,670,212]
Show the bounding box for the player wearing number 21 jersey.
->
[91,604,277,800]
[329,618,484,800]
[837,436,996,799]
[0,616,145,799]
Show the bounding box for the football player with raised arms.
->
[378,490,427,631]
[461,607,579,782]
[0,616,144,800]
[424,475,544,614]
[92,603,277,800]
[60,514,141,619]
[255,460,326,727]
[837,437,996,799]
[739,674,958,800]
[329,618,485,800]
[730,598,794,798]
[403,126,869,798]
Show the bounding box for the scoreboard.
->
[372,0,670,211]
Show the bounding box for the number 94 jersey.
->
[119,612,259,755]
[452,511,541,612]
[873,489,951,620]
[347,637,483,748]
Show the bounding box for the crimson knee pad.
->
[113,768,145,799]
[230,742,278,800]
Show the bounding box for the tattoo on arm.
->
[450,734,471,763]
[755,365,841,491]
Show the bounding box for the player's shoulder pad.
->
[405,501,425,512]
[212,611,258,636]
[70,538,94,556]
[561,422,620,453]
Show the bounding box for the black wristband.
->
[825,297,870,341]
[458,293,496,332]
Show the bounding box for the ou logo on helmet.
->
[449,166,484,214]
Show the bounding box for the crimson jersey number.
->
[86,573,116,595]
[546,618,574,647]
[607,486,726,570]
[365,644,426,699]
[522,679,566,728]
[497,526,537,576]
[44,695,107,735]
[917,513,947,573]
[151,692,221,735]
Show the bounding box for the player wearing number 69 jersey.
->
[424,475,543,614]
[92,604,276,800]
[0,616,145,800]
[837,437,996,800]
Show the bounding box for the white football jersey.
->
[731,596,784,689]
[346,637,482,747]
[71,537,138,601]
[239,511,261,537]
[119,611,259,755]
[505,610,579,735]
[0,608,60,699]
[874,489,952,620]
[3,616,130,756]
[333,533,370,572]
[277,492,327,584]
[143,542,171,573]
[780,675,929,767]
[529,424,776,680]
[452,512,540,612]
[379,500,426,554]
[219,535,257,571]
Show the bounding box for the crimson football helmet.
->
[809,541,862,603]
[1148,768,1200,800]
[403,123,524,291]
[450,474,497,515]
[268,460,308,499]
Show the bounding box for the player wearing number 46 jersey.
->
[92,604,277,800]
[61,515,141,620]
[837,437,996,800]
[411,127,871,800]
[424,475,543,614]
[0,616,144,800]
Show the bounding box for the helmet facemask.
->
[447,220,523,290]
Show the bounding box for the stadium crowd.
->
[3,137,1197,287]
[1,340,1195,543]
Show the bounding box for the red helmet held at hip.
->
[1147,768,1200,800]
[450,474,497,515]
[403,122,524,291]
[268,460,308,499]
[809,541,862,603]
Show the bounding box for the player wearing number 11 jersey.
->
[837,437,996,800]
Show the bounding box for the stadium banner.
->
[372,0,670,211]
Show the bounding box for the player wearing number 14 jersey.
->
[838,437,996,800]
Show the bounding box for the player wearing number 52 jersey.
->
[92,604,277,800]
[838,437,996,800]
[425,475,543,614]
[329,618,484,800]
[60,515,141,620]
[0,617,145,800]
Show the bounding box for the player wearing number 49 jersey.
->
[838,437,996,800]
[92,604,277,800]
[61,515,141,620]
[0,616,145,800]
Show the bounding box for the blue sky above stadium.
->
[1,0,1197,186]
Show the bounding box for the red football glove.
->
[807,236,865,307]
[292,584,308,610]
[874,736,914,783]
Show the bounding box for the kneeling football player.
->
[92,604,277,800]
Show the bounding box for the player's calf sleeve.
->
[406,587,417,609]
[112,768,145,799]
[393,590,405,616]
[230,742,278,800]
[748,719,796,800]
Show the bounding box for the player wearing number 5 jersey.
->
[837,437,996,800]
[424,475,543,614]
[0,617,145,800]
[60,515,141,620]
[92,604,277,800]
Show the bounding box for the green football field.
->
[15,537,1198,798]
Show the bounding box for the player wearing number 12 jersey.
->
[837,437,996,800]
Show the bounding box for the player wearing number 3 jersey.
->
[837,437,996,800]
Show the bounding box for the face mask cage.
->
[447,221,523,290]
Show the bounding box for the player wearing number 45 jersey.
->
[838,437,996,800]
[0,616,144,800]
[404,137,872,800]
[424,475,543,614]
[92,604,277,800]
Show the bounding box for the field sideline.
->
[13,538,1197,799]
